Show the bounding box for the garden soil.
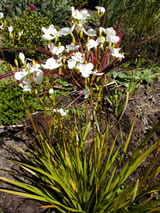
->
[0,80,160,213]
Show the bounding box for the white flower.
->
[96,36,106,45]
[106,34,119,44]
[49,88,54,94]
[41,57,62,70]
[66,43,79,51]
[8,26,13,33]
[0,12,4,19]
[83,28,97,37]
[104,27,119,44]
[105,27,116,36]
[60,27,71,36]
[111,48,124,59]
[72,7,90,21]
[72,7,83,20]
[86,39,99,50]
[22,81,32,92]
[80,9,90,20]
[72,52,84,63]
[60,23,75,36]
[18,30,23,37]
[95,6,105,14]
[67,59,77,69]
[77,63,94,78]
[55,108,67,116]
[19,52,25,64]
[34,70,44,83]
[42,25,60,40]
[14,71,28,81]
[14,61,44,92]
[48,43,65,55]
[67,52,84,69]
[0,23,3,30]
[77,63,104,78]
[27,62,41,74]
[82,88,90,99]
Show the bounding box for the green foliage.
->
[0,85,43,125]
[30,0,72,27]
[0,0,72,28]
[44,3,71,27]
[0,100,160,212]
[71,0,88,8]
[104,65,160,116]
[98,0,124,27]
[0,0,30,18]
[2,8,50,59]
[110,66,160,87]
[98,0,160,36]
[98,0,160,63]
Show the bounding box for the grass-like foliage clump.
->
[0,100,160,212]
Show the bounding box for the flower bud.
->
[28,3,36,11]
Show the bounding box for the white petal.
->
[55,108,67,116]
[8,26,13,33]
[68,59,76,69]
[96,36,105,44]
[84,63,94,72]
[80,9,90,20]
[87,39,98,50]
[66,43,79,51]
[42,34,55,40]
[95,6,105,14]
[19,52,25,64]
[23,83,32,92]
[56,46,65,55]
[14,72,28,80]
[84,28,97,36]
[60,27,71,36]
[42,58,62,70]
[49,88,54,94]
[0,12,4,19]
[106,35,119,44]
[105,27,116,36]
[34,71,44,83]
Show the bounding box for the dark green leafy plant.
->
[0,84,44,125]
[0,95,160,212]
[45,3,71,27]
[71,0,88,8]
[0,0,30,18]
[0,0,72,28]
[2,8,50,59]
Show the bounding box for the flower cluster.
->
[14,6,124,96]
[14,53,44,91]
[40,6,124,79]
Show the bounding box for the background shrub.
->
[0,0,72,27]
[0,62,44,125]
[96,0,160,64]
[1,8,50,60]
[0,84,44,125]
[71,0,88,8]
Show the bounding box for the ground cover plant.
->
[0,5,160,213]
[0,62,49,125]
